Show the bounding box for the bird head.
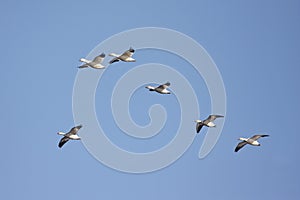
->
[145,85,155,90]
[129,47,135,53]
[238,137,247,141]
[57,132,65,136]
[194,120,202,123]
[79,58,86,62]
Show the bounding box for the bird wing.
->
[92,53,105,63]
[78,64,89,68]
[207,114,224,121]
[196,123,204,133]
[68,125,82,135]
[157,82,170,90]
[235,141,248,152]
[58,137,69,148]
[109,57,120,64]
[250,134,269,141]
[121,49,134,58]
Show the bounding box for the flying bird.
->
[109,47,136,64]
[57,125,82,148]
[78,53,106,69]
[235,134,269,152]
[145,82,171,94]
[194,115,224,133]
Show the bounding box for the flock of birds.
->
[57,47,269,153]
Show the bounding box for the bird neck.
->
[57,132,65,136]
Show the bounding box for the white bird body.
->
[109,48,136,64]
[238,137,260,146]
[57,125,82,148]
[206,121,216,127]
[124,57,135,62]
[145,82,171,94]
[252,141,260,146]
[79,53,106,69]
[160,89,170,94]
[68,134,81,140]
[194,115,224,133]
[235,134,269,152]
[58,131,81,139]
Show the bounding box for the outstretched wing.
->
[109,57,120,64]
[196,123,204,133]
[235,141,247,152]
[68,125,82,135]
[78,64,89,68]
[58,137,69,148]
[207,115,224,122]
[157,82,170,90]
[92,53,105,63]
[121,48,135,58]
[250,134,269,141]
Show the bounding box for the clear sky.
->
[1,0,300,199]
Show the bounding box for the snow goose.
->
[109,47,136,64]
[57,125,82,148]
[145,82,171,94]
[78,53,105,69]
[235,134,269,152]
[194,115,224,133]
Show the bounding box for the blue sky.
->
[1,0,300,199]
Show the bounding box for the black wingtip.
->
[109,59,119,64]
